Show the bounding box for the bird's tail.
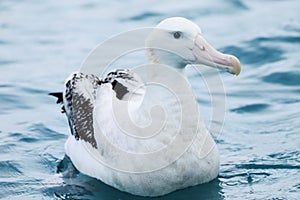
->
[49,92,63,104]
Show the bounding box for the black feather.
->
[49,92,63,104]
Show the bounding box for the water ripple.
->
[229,0,249,10]
[124,12,163,21]
[236,163,300,170]
[219,171,270,187]
[219,33,300,66]
[230,103,270,114]
[251,36,300,44]
[222,45,284,66]
[52,184,94,200]
[0,60,18,65]
[0,143,16,153]
[268,151,300,162]
[18,86,49,94]
[0,40,10,45]
[0,93,33,113]
[262,72,300,86]
[28,123,66,140]
[0,161,23,177]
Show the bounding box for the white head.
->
[145,17,241,75]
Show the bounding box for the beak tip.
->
[233,65,241,76]
[230,56,241,76]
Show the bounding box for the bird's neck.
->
[148,49,187,74]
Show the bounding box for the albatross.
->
[51,17,241,197]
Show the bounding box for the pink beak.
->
[192,35,241,76]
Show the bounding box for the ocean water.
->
[0,0,300,199]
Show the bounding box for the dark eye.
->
[173,31,181,39]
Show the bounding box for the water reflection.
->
[54,155,224,200]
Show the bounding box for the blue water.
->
[1,0,300,199]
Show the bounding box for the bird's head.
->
[145,17,241,75]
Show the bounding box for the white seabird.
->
[51,17,241,197]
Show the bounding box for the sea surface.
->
[0,0,300,199]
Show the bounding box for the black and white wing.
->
[50,69,145,149]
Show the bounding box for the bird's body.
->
[51,17,241,197]
[65,131,219,196]
[61,70,219,196]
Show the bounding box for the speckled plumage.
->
[63,73,100,148]
[61,70,140,149]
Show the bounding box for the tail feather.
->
[49,92,63,104]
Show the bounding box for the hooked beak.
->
[192,34,241,75]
